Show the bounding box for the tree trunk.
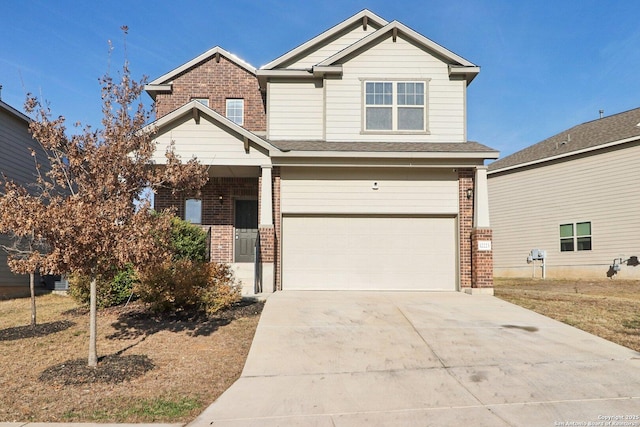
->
[29,272,36,327]
[88,277,98,367]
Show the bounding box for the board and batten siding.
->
[280,167,458,214]
[151,115,269,165]
[283,23,381,69]
[267,81,324,140]
[488,142,640,279]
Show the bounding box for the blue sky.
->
[1,0,639,158]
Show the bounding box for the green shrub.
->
[68,266,137,308]
[135,259,241,314]
[170,217,207,262]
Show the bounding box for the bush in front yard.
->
[135,260,241,314]
[68,266,137,308]
[170,216,207,262]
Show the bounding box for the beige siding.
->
[325,36,466,143]
[488,143,640,279]
[284,23,380,69]
[281,167,458,214]
[267,81,324,140]
[152,115,269,166]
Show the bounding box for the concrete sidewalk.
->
[188,291,640,426]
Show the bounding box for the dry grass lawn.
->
[0,292,263,423]
[494,277,640,352]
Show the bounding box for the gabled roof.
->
[261,9,388,70]
[488,108,640,174]
[317,20,477,71]
[143,100,279,154]
[145,46,256,96]
[0,99,30,123]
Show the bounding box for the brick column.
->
[258,166,275,293]
[471,228,494,292]
[470,166,494,294]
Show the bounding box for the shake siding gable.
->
[489,142,640,277]
[325,35,466,142]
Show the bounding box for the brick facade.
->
[471,228,494,288]
[154,178,259,263]
[154,55,266,133]
[458,169,474,288]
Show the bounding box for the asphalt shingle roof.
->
[269,140,497,153]
[488,108,640,172]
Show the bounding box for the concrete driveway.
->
[189,291,640,426]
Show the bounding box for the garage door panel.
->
[282,216,456,291]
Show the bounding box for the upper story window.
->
[185,198,202,224]
[226,99,244,125]
[560,222,592,252]
[364,81,427,132]
[192,98,209,107]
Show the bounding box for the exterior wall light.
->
[466,188,473,200]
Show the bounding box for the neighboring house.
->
[488,108,640,279]
[0,97,48,287]
[145,10,499,294]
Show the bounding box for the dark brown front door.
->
[234,199,258,262]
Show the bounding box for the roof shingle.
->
[489,108,640,172]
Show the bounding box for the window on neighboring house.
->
[364,81,426,132]
[192,98,209,107]
[226,99,244,125]
[560,222,592,252]
[185,199,202,224]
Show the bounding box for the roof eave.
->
[148,46,257,86]
[261,9,389,70]
[143,100,280,154]
[271,150,499,160]
[317,21,477,70]
[488,135,640,175]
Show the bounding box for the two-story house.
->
[145,10,499,295]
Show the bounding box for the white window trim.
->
[360,78,430,135]
[185,198,202,224]
[559,221,592,252]
[226,98,244,126]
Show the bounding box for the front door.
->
[234,199,258,262]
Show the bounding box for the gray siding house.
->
[0,98,44,287]
[488,108,640,279]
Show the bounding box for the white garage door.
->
[282,216,456,291]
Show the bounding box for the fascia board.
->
[148,46,256,85]
[271,150,499,160]
[318,21,477,68]
[488,135,640,175]
[260,9,388,70]
[143,101,280,154]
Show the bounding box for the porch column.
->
[470,166,494,294]
[473,166,490,228]
[258,165,275,293]
[260,165,273,226]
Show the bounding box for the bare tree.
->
[0,38,208,366]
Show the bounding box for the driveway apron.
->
[189,291,640,426]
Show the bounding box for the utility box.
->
[530,249,546,260]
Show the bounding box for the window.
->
[192,98,209,107]
[364,81,426,131]
[226,99,244,125]
[185,199,202,224]
[560,222,592,252]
